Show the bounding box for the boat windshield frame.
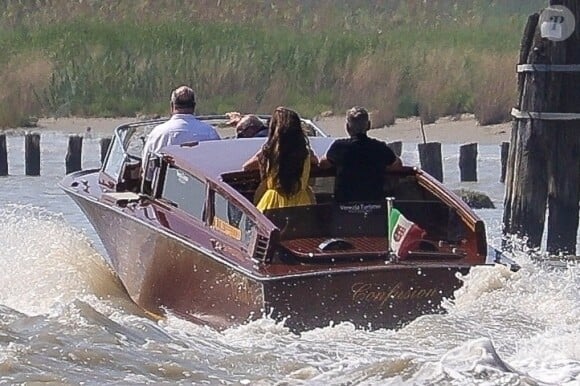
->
[99,115,328,191]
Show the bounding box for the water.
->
[0,131,578,385]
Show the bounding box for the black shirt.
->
[325,134,397,203]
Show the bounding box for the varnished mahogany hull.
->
[66,190,470,332]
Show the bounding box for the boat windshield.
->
[102,120,162,181]
[103,115,327,170]
[101,116,327,191]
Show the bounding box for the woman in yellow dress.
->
[242,106,318,212]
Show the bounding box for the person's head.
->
[170,85,196,114]
[261,106,309,196]
[267,106,303,139]
[346,106,371,137]
[236,115,267,138]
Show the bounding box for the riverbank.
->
[316,114,511,145]
[33,114,512,145]
[1,2,543,128]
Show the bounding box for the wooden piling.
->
[504,2,580,255]
[6,138,514,179]
[388,141,402,157]
[459,143,478,182]
[499,142,509,183]
[65,135,83,174]
[0,134,7,176]
[25,133,40,176]
[418,142,443,182]
[100,137,112,165]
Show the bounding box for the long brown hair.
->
[259,107,309,196]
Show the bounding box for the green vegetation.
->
[0,0,545,127]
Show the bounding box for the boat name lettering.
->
[351,282,438,306]
[339,203,382,214]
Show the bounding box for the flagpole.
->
[386,196,397,262]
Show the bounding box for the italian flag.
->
[388,208,426,259]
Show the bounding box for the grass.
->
[0,0,545,127]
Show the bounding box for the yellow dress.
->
[256,159,314,212]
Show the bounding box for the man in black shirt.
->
[319,106,402,203]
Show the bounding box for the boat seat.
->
[264,200,471,262]
[280,236,466,262]
[264,201,387,240]
[280,236,389,262]
[264,202,390,262]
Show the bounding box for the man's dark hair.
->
[346,106,369,135]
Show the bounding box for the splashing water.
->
[0,204,578,384]
[0,204,124,316]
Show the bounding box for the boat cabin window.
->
[213,191,257,246]
[102,133,128,180]
[161,166,206,219]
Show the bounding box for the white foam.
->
[0,204,119,316]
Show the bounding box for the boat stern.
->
[262,265,470,332]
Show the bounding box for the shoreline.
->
[17,114,511,145]
[316,114,511,145]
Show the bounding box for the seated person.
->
[143,86,219,161]
[226,112,268,138]
[141,85,219,191]
[242,106,318,212]
[319,106,402,203]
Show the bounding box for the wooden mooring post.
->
[0,133,512,181]
[65,135,83,174]
[0,134,7,176]
[504,1,580,255]
[418,142,443,182]
[25,133,40,176]
[499,141,509,183]
[459,143,478,182]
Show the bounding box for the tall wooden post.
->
[65,135,83,174]
[504,2,580,255]
[0,134,7,176]
[25,133,41,176]
[499,142,509,183]
[418,142,443,182]
[459,143,478,182]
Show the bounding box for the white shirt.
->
[142,114,220,160]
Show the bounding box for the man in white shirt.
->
[141,85,219,184]
[142,85,219,162]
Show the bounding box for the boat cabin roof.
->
[163,137,336,179]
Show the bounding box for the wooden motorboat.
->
[60,116,518,332]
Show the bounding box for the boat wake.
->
[0,204,131,316]
[0,204,577,385]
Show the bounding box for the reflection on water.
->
[0,133,578,385]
